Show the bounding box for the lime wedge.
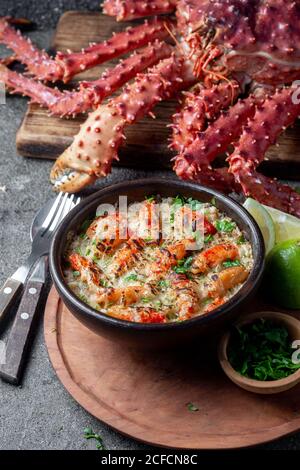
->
[262,204,300,243]
[265,239,300,309]
[243,198,276,254]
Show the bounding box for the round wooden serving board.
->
[44,288,300,449]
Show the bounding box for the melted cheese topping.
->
[64,196,253,323]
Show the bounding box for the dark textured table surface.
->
[0,0,299,450]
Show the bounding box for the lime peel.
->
[262,204,300,244]
[265,239,300,309]
[243,198,275,255]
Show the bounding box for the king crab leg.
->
[50,54,195,192]
[103,0,177,22]
[0,41,173,117]
[0,17,171,82]
[186,167,239,193]
[0,17,62,81]
[170,80,241,153]
[228,86,300,217]
[175,96,256,178]
[173,89,257,192]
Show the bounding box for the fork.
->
[0,193,80,384]
[0,193,80,328]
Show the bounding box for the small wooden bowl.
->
[218,311,300,394]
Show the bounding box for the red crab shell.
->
[1,0,300,217]
[177,0,300,84]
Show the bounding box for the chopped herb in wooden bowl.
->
[228,319,300,381]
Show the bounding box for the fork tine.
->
[41,192,63,231]
[40,194,81,240]
[47,193,70,234]
[62,194,74,219]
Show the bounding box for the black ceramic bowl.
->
[50,178,265,349]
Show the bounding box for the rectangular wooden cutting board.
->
[16,11,300,179]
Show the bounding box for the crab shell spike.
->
[56,18,172,83]
[0,41,173,117]
[50,55,192,193]
[0,17,171,83]
[181,165,239,194]
[171,80,241,153]
[0,63,63,107]
[230,158,300,217]
[79,40,173,106]
[103,0,177,21]
[0,17,63,81]
[174,95,256,179]
[229,86,300,217]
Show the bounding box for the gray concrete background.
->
[0,0,299,451]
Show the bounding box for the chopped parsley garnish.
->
[84,427,106,450]
[228,319,300,381]
[172,195,186,208]
[170,195,187,222]
[215,219,236,233]
[193,231,204,243]
[145,195,156,203]
[79,219,92,239]
[222,259,241,268]
[186,197,202,211]
[85,248,91,256]
[79,294,88,303]
[73,270,80,277]
[100,279,108,287]
[141,297,152,303]
[204,234,214,244]
[173,256,193,274]
[187,402,199,412]
[171,195,203,211]
[158,279,170,288]
[170,197,180,223]
[80,219,92,235]
[125,274,138,282]
[237,234,246,244]
[170,195,203,224]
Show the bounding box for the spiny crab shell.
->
[1,0,300,216]
[177,0,300,84]
[51,0,300,197]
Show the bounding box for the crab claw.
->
[50,103,124,192]
[50,55,191,193]
[50,159,97,193]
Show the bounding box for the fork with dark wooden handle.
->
[0,258,47,385]
[0,192,66,329]
[0,193,81,385]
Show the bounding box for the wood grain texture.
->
[0,278,22,330]
[17,11,300,179]
[0,279,44,385]
[44,287,300,449]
